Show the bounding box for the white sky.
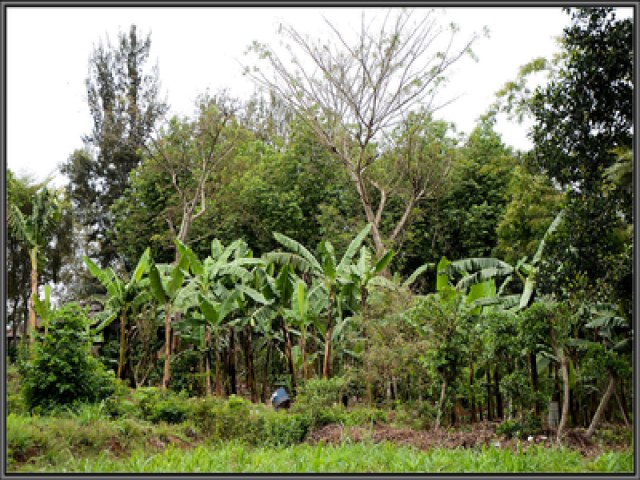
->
[6,7,631,186]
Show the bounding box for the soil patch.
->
[306,421,614,457]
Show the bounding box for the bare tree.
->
[145,92,244,260]
[246,9,477,255]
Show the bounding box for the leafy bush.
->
[496,417,542,439]
[342,406,388,427]
[187,395,310,446]
[292,377,347,427]
[169,349,205,397]
[259,410,311,447]
[103,379,138,419]
[6,365,27,415]
[394,400,437,430]
[21,303,115,412]
[132,387,192,424]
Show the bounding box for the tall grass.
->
[17,441,633,474]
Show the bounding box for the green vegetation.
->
[6,7,632,474]
[20,304,115,412]
[12,438,633,474]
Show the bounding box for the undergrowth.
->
[15,441,633,473]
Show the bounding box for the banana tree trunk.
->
[261,343,271,402]
[214,334,223,396]
[322,289,334,379]
[301,330,309,381]
[586,372,616,439]
[228,326,237,395]
[117,310,127,379]
[243,326,258,403]
[29,249,38,345]
[162,307,172,390]
[282,322,296,391]
[205,326,213,396]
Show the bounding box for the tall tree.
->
[142,93,244,263]
[247,9,477,255]
[529,8,632,306]
[62,25,167,269]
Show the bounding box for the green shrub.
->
[186,395,310,446]
[169,349,204,397]
[342,406,388,427]
[21,303,115,412]
[260,410,311,447]
[292,377,347,427]
[188,396,225,435]
[6,414,46,466]
[394,400,437,430]
[103,379,138,419]
[215,394,262,441]
[496,417,542,439]
[6,365,28,415]
[132,387,192,424]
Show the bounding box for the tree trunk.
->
[486,369,493,421]
[469,360,477,423]
[495,367,503,420]
[11,296,19,349]
[301,331,309,381]
[162,307,172,390]
[117,311,127,379]
[243,326,258,403]
[322,289,334,379]
[228,326,237,395]
[205,326,213,396]
[550,328,570,442]
[530,351,540,416]
[261,343,271,402]
[282,322,296,392]
[29,251,38,345]
[215,334,223,396]
[614,389,630,427]
[349,170,385,255]
[435,375,448,429]
[586,372,616,439]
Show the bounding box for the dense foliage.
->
[5,7,633,474]
[20,304,115,412]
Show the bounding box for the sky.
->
[6,6,629,186]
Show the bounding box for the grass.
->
[14,440,633,473]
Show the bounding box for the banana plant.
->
[147,240,192,390]
[517,209,565,309]
[83,248,152,379]
[284,277,326,380]
[9,187,61,344]
[231,270,274,402]
[32,284,54,338]
[173,238,266,396]
[268,223,374,378]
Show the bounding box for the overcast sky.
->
[6,7,630,186]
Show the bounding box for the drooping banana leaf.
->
[403,262,434,288]
[273,231,322,273]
